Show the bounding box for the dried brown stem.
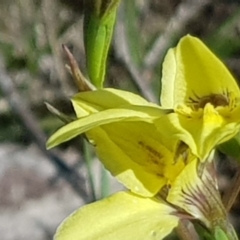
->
[62,44,95,91]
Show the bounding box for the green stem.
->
[83,140,97,201]
[100,166,110,199]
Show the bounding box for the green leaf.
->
[218,132,240,161]
[214,227,231,240]
[194,223,215,240]
[84,0,121,87]
[205,8,240,58]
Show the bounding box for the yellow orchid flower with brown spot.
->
[160,35,240,161]
[47,35,240,240]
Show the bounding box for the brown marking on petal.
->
[137,140,165,171]
[157,185,170,200]
[174,141,189,164]
[188,93,229,110]
[199,94,229,108]
[156,173,164,177]
[138,141,163,160]
[151,159,160,165]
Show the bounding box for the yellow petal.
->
[154,113,198,157]
[47,106,165,149]
[87,121,185,196]
[161,35,240,108]
[55,191,179,240]
[72,88,159,117]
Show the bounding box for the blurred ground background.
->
[1,0,240,239]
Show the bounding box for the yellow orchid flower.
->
[47,90,237,239]
[47,36,240,197]
[46,35,240,239]
[160,35,240,160]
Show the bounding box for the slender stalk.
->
[100,166,110,199]
[175,220,199,240]
[83,140,97,201]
